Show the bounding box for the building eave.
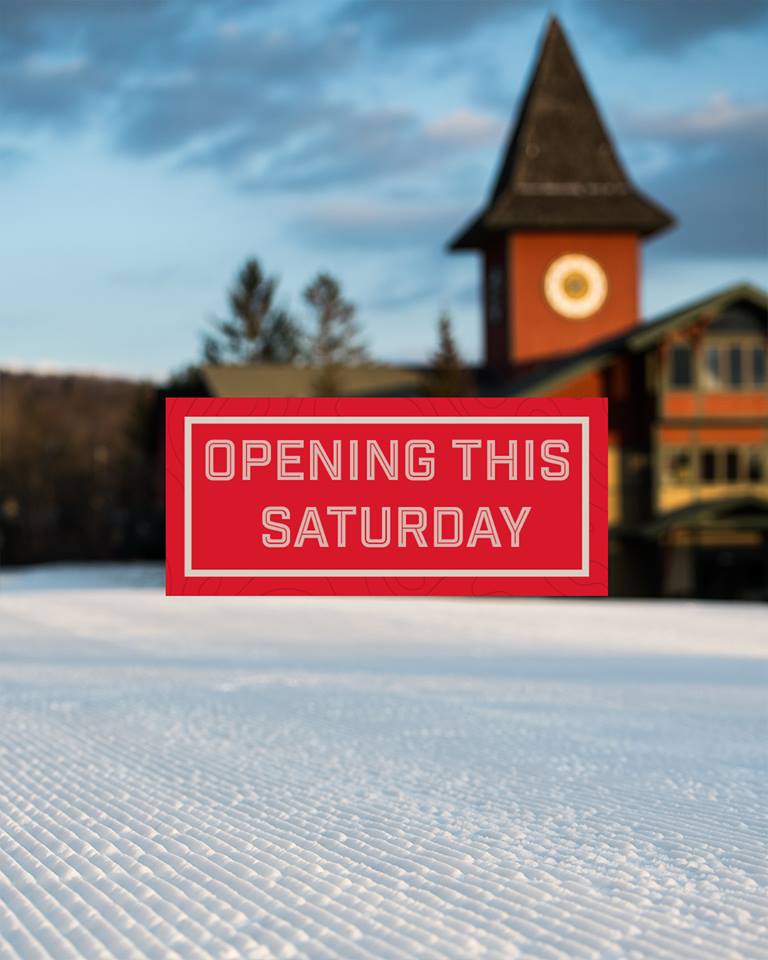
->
[644,496,768,535]
[497,282,768,396]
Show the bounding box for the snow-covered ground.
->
[0,564,766,960]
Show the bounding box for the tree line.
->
[0,372,160,565]
[0,258,471,566]
[198,259,470,397]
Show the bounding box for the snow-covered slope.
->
[0,565,765,959]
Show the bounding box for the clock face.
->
[544,253,608,320]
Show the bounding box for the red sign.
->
[166,397,607,596]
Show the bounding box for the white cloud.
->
[424,108,504,146]
[627,94,768,141]
[23,54,88,79]
[0,359,158,381]
[304,198,463,229]
[296,198,468,252]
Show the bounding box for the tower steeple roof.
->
[450,16,674,250]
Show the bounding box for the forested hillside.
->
[0,371,161,565]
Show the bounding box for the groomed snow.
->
[0,564,766,959]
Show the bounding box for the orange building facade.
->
[451,17,768,598]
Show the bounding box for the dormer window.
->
[729,346,743,386]
[703,342,723,389]
[669,344,693,388]
[751,345,766,385]
[701,337,766,391]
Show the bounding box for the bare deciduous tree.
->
[303,273,367,396]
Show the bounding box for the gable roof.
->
[499,282,768,396]
[201,363,425,398]
[450,16,674,250]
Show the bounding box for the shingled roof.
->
[450,17,674,250]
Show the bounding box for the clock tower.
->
[449,17,674,372]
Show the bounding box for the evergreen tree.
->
[426,312,470,396]
[202,259,302,364]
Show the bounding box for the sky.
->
[1,0,767,379]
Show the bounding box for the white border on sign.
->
[183,416,590,578]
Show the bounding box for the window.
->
[665,449,693,484]
[747,450,765,482]
[704,345,722,389]
[487,266,504,326]
[729,346,743,387]
[669,345,692,388]
[701,450,717,483]
[725,449,740,482]
[695,447,766,485]
[752,346,766,386]
[701,338,767,390]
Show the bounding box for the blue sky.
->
[1,0,767,379]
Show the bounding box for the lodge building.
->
[203,16,768,599]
